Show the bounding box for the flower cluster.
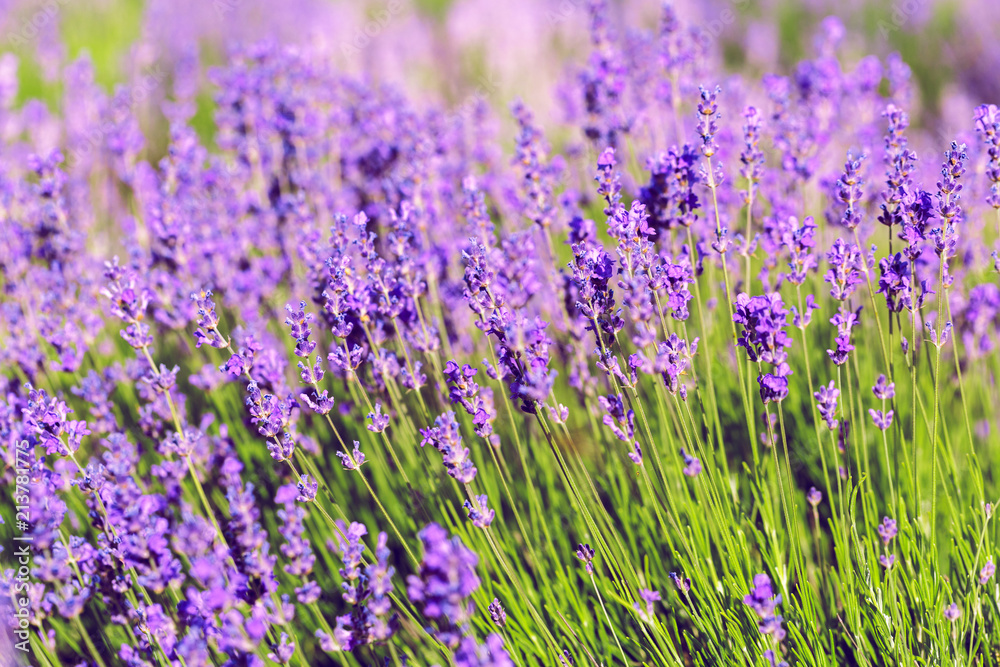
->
[733,293,793,403]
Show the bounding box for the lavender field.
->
[2,0,1000,665]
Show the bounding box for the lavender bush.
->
[2,0,1000,665]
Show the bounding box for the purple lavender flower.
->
[336,443,367,471]
[595,146,622,216]
[680,448,701,477]
[740,105,765,190]
[807,487,823,507]
[297,475,318,504]
[980,558,995,585]
[697,85,721,158]
[284,301,316,358]
[814,381,840,429]
[877,253,912,313]
[670,572,691,594]
[872,375,895,400]
[639,333,697,397]
[299,388,335,415]
[367,403,390,433]
[764,649,790,667]
[931,142,967,291]
[633,588,661,622]
[443,360,497,438]
[452,634,515,667]
[577,4,629,150]
[877,104,916,231]
[974,104,1000,210]
[782,216,818,286]
[598,394,635,443]
[575,543,595,575]
[926,320,954,348]
[421,412,477,484]
[267,634,295,664]
[828,305,862,366]
[877,517,898,545]
[825,239,866,302]
[463,495,495,529]
[869,409,894,431]
[742,573,786,641]
[943,603,962,622]
[22,386,84,456]
[511,101,559,230]
[836,153,866,230]
[334,525,397,650]
[488,313,558,413]
[408,523,480,648]
[191,290,229,349]
[488,598,506,628]
[733,292,793,404]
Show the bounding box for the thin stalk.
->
[590,572,629,665]
[852,228,891,375]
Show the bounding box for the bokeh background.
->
[1,0,997,163]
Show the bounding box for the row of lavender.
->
[2,3,1000,666]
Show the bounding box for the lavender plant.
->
[2,2,1000,666]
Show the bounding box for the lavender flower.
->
[828,305,862,366]
[284,301,316,358]
[191,290,229,349]
[367,403,390,433]
[633,588,661,622]
[640,333,697,397]
[598,394,634,443]
[463,495,495,529]
[872,375,895,400]
[334,524,397,650]
[697,85,721,158]
[974,104,1000,210]
[452,634,515,667]
[336,443,367,471]
[877,253,912,313]
[670,572,691,594]
[825,239,866,302]
[421,412,477,484]
[488,598,506,628]
[444,360,497,438]
[814,381,840,429]
[836,153,866,230]
[733,293,793,404]
[740,105,765,190]
[575,543,595,575]
[680,448,702,477]
[742,573,786,641]
[980,558,995,585]
[869,409,894,431]
[877,517,898,545]
[408,523,481,648]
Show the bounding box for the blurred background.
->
[1,0,996,160]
